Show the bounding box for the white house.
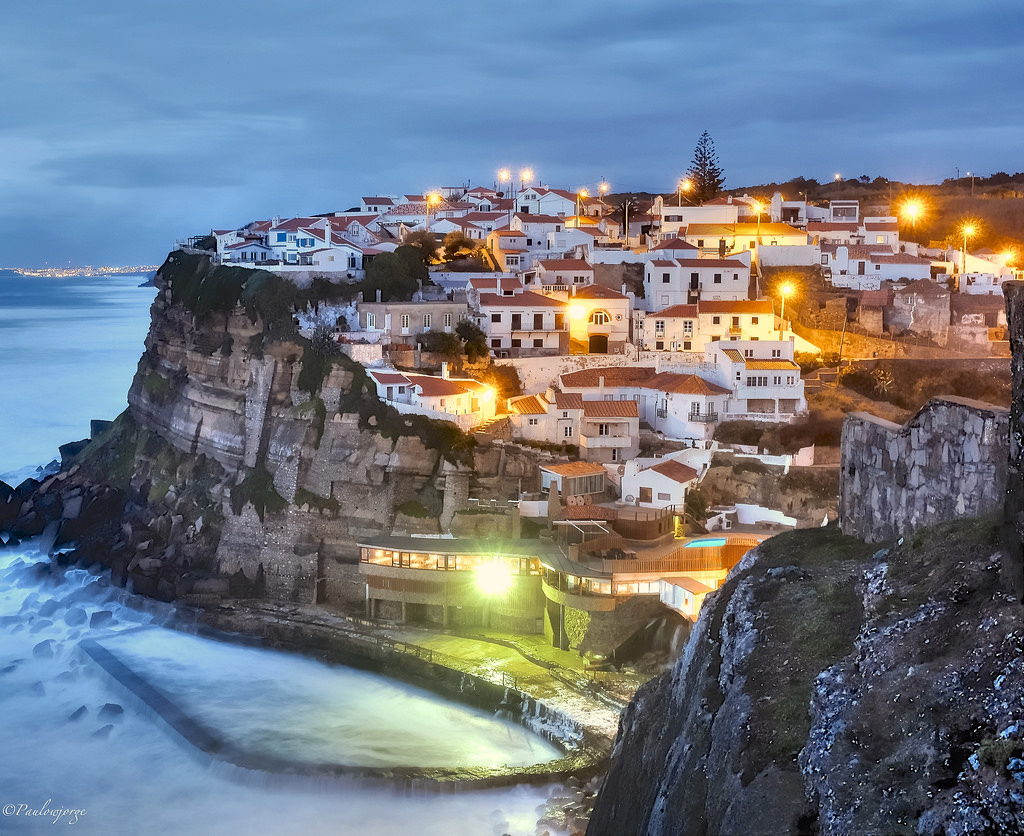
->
[578,400,640,465]
[476,290,567,356]
[566,284,632,354]
[640,299,775,352]
[516,187,578,217]
[644,256,752,309]
[366,366,496,429]
[705,339,806,419]
[825,245,933,290]
[659,576,713,620]
[620,456,700,510]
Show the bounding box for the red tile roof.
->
[510,395,548,415]
[698,300,773,315]
[478,290,566,308]
[582,400,639,418]
[538,258,593,272]
[414,377,473,397]
[554,392,584,409]
[573,284,628,300]
[643,373,730,396]
[649,459,699,483]
[560,367,656,387]
[673,259,750,270]
[651,304,697,318]
[540,461,608,477]
[652,237,698,251]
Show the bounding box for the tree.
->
[402,231,440,266]
[686,131,725,203]
[455,319,489,362]
[362,252,419,302]
[442,231,476,262]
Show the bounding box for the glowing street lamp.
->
[678,178,693,206]
[476,558,512,596]
[576,188,589,220]
[961,222,976,274]
[425,191,442,233]
[779,281,794,334]
[901,198,923,230]
[519,167,534,192]
[751,199,766,241]
[497,167,511,196]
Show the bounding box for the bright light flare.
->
[497,168,511,183]
[476,560,513,596]
[780,281,794,298]
[569,303,585,320]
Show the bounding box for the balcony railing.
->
[656,407,668,418]
[688,411,719,423]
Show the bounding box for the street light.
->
[576,188,589,221]
[677,178,693,206]
[425,191,442,233]
[779,282,794,334]
[961,222,976,275]
[519,167,534,193]
[901,198,923,230]
[751,199,766,241]
[497,168,511,196]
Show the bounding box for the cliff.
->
[0,252,538,605]
[588,520,1024,835]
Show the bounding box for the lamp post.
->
[961,223,976,275]
[779,282,793,335]
[902,199,922,230]
[623,196,632,249]
[519,168,533,194]
[576,188,589,224]
[599,180,609,209]
[497,168,511,197]
[677,178,693,207]
[425,192,441,233]
[751,199,765,242]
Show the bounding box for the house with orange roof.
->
[515,186,578,218]
[565,283,632,354]
[680,222,808,257]
[578,399,640,464]
[620,454,701,510]
[705,339,806,418]
[366,365,496,429]
[485,228,529,272]
[558,365,732,440]
[639,299,776,352]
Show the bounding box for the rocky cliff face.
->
[588,520,1024,835]
[0,252,537,605]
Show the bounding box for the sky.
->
[2,0,1023,267]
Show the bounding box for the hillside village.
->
[176,180,1022,661]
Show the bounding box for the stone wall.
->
[1000,282,1024,600]
[839,396,1009,544]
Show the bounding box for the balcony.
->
[687,411,719,423]
[579,434,632,449]
[656,407,668,418]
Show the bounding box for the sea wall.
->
[839,396,1008,544]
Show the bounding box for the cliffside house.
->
[705,338,807,419]
[475,290,568,357]
[643,256,752,309]
[357,298,472,346]
[366,366,496,429]
[638,299,776,352]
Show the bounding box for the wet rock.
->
[29,619,53,633]
[38,599,60,618]
[89,610,114,629]
[68,705,88,721]
[91,724,114,738]
[32,639,54,658]
[97,703,124,721]
[63,607,87,626]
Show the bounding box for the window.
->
[655,341,664,350]
[491,313,501,323]
[712,316,721,325]
[562,411,569,418]
[875,264,881,271]
[639,487,652,503]
[598,423,610,436]
[555,225,561,232]
[366,313,376,329]
[526,238,533,246]
[697,239,704,248]
[491,338,501,348]
[771,349,781,358]
[444,313,452,328]
[654,319,665,333]
[744,349,754,358]
[787,375,795,385]
[751,317,759,325]
[574,275,586,284]
[528,418,539,426]
[657,492,671,501]
[683,320,693,335]
[683,340,691,350]
[713,273,722,284]
[401,314,410,329]
[563,425,574,438]
[276,232,287,242]
[774,376,782,385]
[422,314,431,328]
[746,376,769,386]
[533,339,543,348]
[611,448,620,462]
[511,338,521,347]
[732,316,740,328]
[590,311,610,325]
[662,272,670,283]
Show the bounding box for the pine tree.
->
[687,131,725,204]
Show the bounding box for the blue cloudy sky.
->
[2,0,1022,267]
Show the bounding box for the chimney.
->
[441,362,450,379]
[598,375,605,393]
[376,289,382,302]
[325,220,332,246]
[621,282,627,295]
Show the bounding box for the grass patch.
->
[977,737,1024,770]
[142,371,173,403]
